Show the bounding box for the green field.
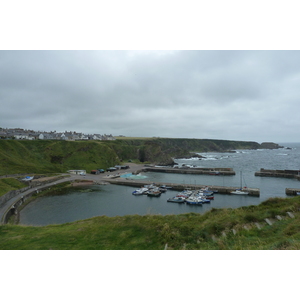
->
[1,196,300,250]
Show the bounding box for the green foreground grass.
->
[1,196,300,250]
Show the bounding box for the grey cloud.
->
[1,50,300,142]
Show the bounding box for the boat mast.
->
[240,171,242,189]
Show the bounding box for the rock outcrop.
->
[260,142,282,149]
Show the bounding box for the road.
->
[0,163,144,224]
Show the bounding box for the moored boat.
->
[186,196,203,205]
[144,184,156,189]
[230,189,249,195]
[231,171,249,195]
[198,192,214,200]
[167,197,185,203]
[176,190,193,198]
[132,187,148,195]
[147,188,162,197]
[159,187,168,193]
[200,187,214,196]
[160,185,173,190]
[198,196,211,203]
[209,171,220,175]
[176,193,190,199]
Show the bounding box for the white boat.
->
[147,188,162,197]
[144,184,156,189]
[231,171,249,195]
[186,195,203,205]
[167,197,185,203]
[231,189,249,195]
[132,187,148,195]
[178,190,193,196]
[176,192,190,199]
[196,194,211,203]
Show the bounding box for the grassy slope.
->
[1,196,300,250]
[0,138,261,176]
[0,140,121,175]
[110,138,261,164]
[0,178,27,197]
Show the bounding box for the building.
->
[67,170,86,175]
[0,127,116,141]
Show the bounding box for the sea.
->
[19,143,300,226]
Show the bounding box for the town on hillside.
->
[0,128,116,141]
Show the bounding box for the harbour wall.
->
[255,168,300,180]
[285,188,300,196]
[1,185,54,224]
[0,187,31,211]
[0,176,75,224]
[143,167,235,176]
[103,178,260,197]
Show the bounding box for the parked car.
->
[91,170,100,175]
[121,165,130,169]
[98,169,105,173]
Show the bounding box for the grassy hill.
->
[0,140,120,175]
[0,138,261,176]
[1,195,300,249]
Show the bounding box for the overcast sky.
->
[1,50,300,143]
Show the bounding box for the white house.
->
[14,133,29,140]
[92,134,103,140]
[67,170,86,175]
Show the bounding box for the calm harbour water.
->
[20,143,300,226]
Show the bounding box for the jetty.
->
[285,188,300,196]
[142,166,235,176]
[103,178,260,197]
[255,168,300,180]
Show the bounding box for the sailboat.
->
[231,171,249,195]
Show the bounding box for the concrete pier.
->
[143,167,235,175]
[103,178,260,197]
[255,168,300,180]
[285,188,300,196]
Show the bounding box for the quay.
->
[142,166,235,176]
[255,168,300,180]
[103,178,260,197]
[285,188,300,196]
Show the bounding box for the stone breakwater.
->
[0,187,31,211]
[0,176,76,224]
[255,168,300,180]
[285,188,300,196]
[143,167,235,176]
